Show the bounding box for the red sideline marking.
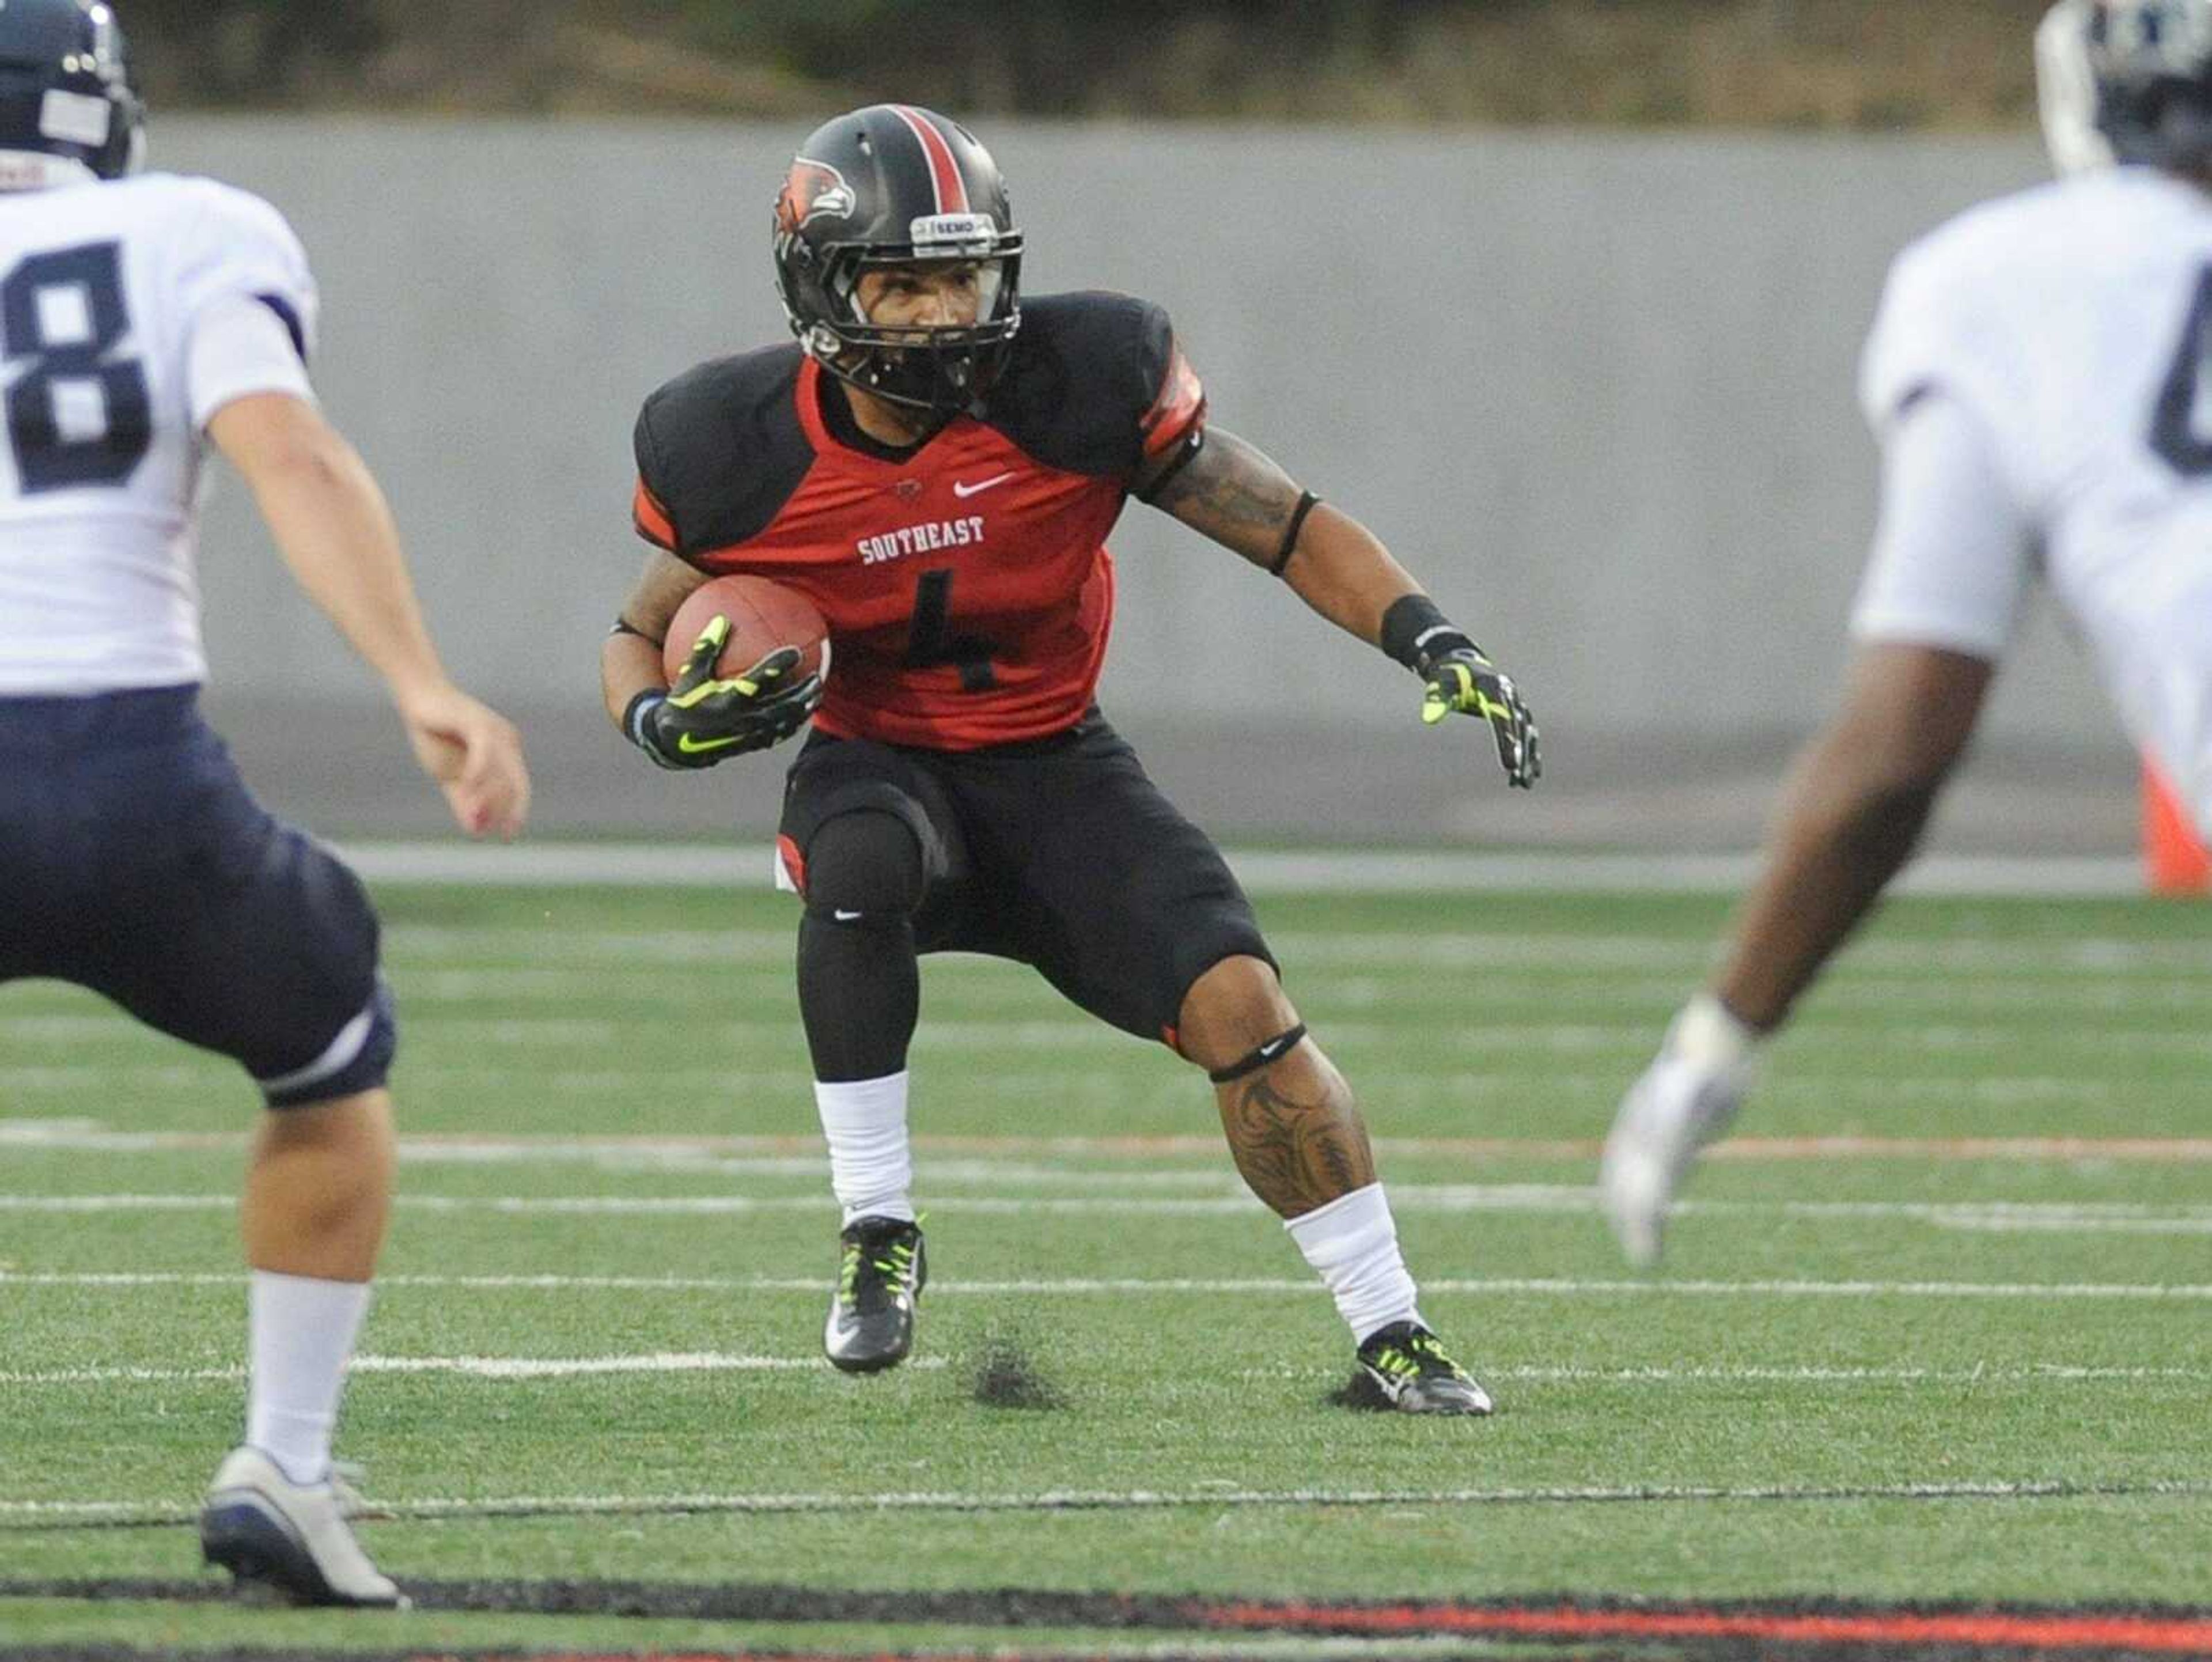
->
[1202,1601,2212,1652]
[1704,1137,2212,1163]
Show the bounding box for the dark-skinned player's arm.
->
[1600,639,1993,1267]
[1133,427,1539,788]
[1716,641,1991,1029]
[601,548,822,771]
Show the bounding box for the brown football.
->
[664,575,829,685]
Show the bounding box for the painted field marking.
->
[1200,1599,2212,1653]
[8,1270,2212,1300]
[4,1188,2208,1233]
[366,922,2212,974]
[0,1351,943,1386]
[0,1357,2195,1389]
[333,841,2143,897]
[4,1474,2207,1529]
[6,1119,2210,1163]
[3,1073,2194,1120]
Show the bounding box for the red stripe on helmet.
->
[889,105,969,215]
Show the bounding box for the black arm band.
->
[1268,490,1320,578]
[1207,1024,1309,1084]
[609,617,664,646]
[1134,427,1205,503]
[1379,593,1475,671]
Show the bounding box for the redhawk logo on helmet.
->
[776,159,857,236]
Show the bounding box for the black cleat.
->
[824,1214,926,1373]
[1354,1321,1495,1415]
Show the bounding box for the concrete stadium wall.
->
[150,119,2129,846]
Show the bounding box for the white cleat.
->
[199,1446,406,1608]
[1600,997,1760,1269]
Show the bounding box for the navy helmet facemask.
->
[2040,0,2212,175]
[0,0,145,188]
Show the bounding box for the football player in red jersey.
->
[600,105,1539,1413]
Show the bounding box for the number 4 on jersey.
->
[2,239,151,493]
[904,567,999,691]
[2152,264,2212,478]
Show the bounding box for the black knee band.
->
[1207,1023,1308,1084]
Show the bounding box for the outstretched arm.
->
[1714,641,1993,1028]
[1600,640,1991,1269]
[1135,426,1418,644]
[1136,427,1539,786]
[208,391,529,839]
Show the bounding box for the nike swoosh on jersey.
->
[952,471,1016,498]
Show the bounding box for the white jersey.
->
[0,172,317,695]
[1854,166,2212,834]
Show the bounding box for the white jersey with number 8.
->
[0,172,317,695]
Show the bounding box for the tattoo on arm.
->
[1217,1053,1377,1217]
[1142,427,1305,570]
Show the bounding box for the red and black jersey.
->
[630,291,1206,750]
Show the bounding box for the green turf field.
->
[2,880,2207,1657]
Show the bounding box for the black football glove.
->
[631,617,823,770]
[1418,641,1541,789]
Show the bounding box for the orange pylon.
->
[2143,759,2210,894]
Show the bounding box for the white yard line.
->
[5,1475,2207,1527]
[5,1188,2209,1233]
[0,1357,2192,1389]
[368,923,2212,974]
[6,1119,2211,1163]
[335,842,2144,897]
[7,1270,2211,1299]
[0,1072,2177,1112]
[0,1351,940,1386]
[20,1012,2210,1055]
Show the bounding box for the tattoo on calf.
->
[1218,1061,1377,1217]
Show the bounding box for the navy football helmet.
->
[0,0,143,183]
[772,104,1022,418]
[2040,0,2212,174]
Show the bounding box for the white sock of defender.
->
[1285,1183,1423,1344]
[245,1270,373,1487]
[814,1072,916,1226]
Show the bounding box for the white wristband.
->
[1670,993,1761,1069]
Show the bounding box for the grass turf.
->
[1,880,2207,1654]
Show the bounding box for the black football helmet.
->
[773,104,1022,419]
[0,0,142,184]
[2039,0,2212,173]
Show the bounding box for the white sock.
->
[245,1270,373,1487]
[814,1072,915,1226]
[1285,1183,1423,1344]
